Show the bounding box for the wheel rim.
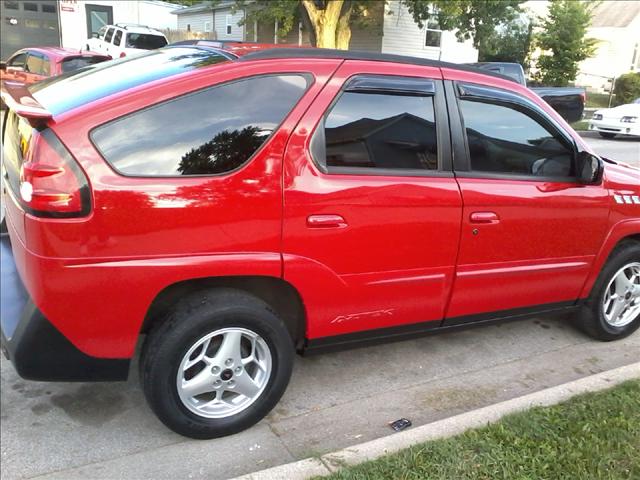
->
[602,262,640,328]
[176,327,272,419]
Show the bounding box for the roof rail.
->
[114,23,151,30]
[237,48,517,84]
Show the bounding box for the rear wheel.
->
[140,289,294,439]
[578,242,640,341]
[598,132,616,139]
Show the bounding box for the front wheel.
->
[140,289,294,439]
[598,132,616,139]
[577,242,640,341]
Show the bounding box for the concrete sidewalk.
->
[2,314,639,480]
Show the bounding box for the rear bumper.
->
[1,235,129,381]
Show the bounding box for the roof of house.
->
[171,1,236,15]
[590,0,640,28]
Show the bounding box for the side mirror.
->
[577,151,604,185]
[0,61,6,71]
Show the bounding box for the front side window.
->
[26,53,48,76]
[459,99,574,177]
[317,83,438,172]
[92,75,309,176]
[97,26,108,40]
[104,27,115,43]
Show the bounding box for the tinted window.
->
[320,91,437,171]
[460,100,574,177]
[126,33,168,50]
[104,28,115,43]
[29,48,229,115]
[92,75,309,176]
[9,53,27,68]
[42,3,56,13]
[61,56,107,73]
[24,2,38,11]
[113,29,123,46]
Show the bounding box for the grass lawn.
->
[587,92,615,109]
[571,119,590,131]
[318,380,639,480]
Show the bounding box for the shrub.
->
[613,72,640,105]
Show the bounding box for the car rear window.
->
[61,56,108,73]
[28,48,229,116]
[126,33,168,50]
[91,74,309,176]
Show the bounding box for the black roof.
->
[237,48,517,84]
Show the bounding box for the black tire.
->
[577,241,640,341]
[140,288,294,439]
[598,132,616,139]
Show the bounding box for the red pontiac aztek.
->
[1,46,639,439]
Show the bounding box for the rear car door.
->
[443,80,610,323]
[283,61,462,342]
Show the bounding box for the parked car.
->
[589,103,640,138]
[1,47,639,440]
[86,23,168,58]
[472,62,586,123]
[0,47,110,85]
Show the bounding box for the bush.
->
[613,72,640,105]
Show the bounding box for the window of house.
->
[226,15,232,35]
[42,3,56,14]
[23,2,38,12]
[204,21,211,33]
[315,78,438,172]
[425,17,442,48]
[459,99,574,177]
[91,75,309,176]
[5,1,19,10]
[104,27,115,43]
[113,29,123,46]
[632,43,639,70]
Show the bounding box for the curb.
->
[233,362,640,480]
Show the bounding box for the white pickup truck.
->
[86,24,168,59]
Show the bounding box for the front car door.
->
[443,75,610,324]
[283,61,463,343]
[3,52,28,82]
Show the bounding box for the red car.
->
[1,47,639,439]
[1,47,110,85]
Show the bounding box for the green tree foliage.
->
[403,0,524,54]
[479,16,534,66]
[613,72,640,105]
[534,0,597,86]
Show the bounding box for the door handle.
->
[307,214,347,229]
[470,211,500,224]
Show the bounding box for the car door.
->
[103,27,116,55]
[443,80,610,324]
[283,61,462,341]
[112,28,124,56]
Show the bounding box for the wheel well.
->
[141,276,307,349]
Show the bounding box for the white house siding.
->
[60,0,179,49]
[381,0,477,63]
[177,12,213,34]
[214,8,244,41]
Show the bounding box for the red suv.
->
[1,47,639,439]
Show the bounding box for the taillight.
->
[18,130,91,218]
[119,52,126,58]
[580,91,586,103]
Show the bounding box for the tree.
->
[238,0,524,51]
[534,0,597,86]
[479,16,534,66]
[613,72,640,105]
[403,1,524,55]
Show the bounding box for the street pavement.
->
[581,131,640,167]
[0,132,638,480]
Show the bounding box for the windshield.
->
[126,33,168,50]
[61,56,108,73]
[28,48,229,115]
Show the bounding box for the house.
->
[1,0,60,59]
[171,0,478,63]
[58,0,182,50]
[576,0,640,91]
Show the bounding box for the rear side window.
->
[104,28,115,43]
[113,29,123,46]
[26,53,50,76]
[9,52,27,68]
[126,33,168,50]
[92,75,309,176]
[459,99,574,177]
[317,87,438,172]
